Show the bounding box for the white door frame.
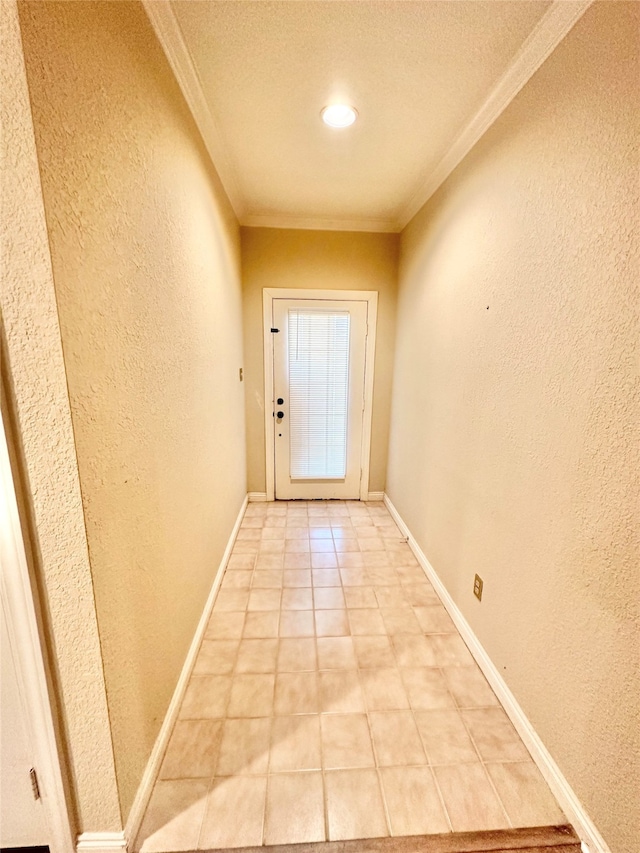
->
[0,411,75,853]
[263,288,378,502]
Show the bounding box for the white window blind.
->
[288,309,350,479]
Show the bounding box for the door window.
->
[288,309,350,480]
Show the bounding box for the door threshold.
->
[153,825,580,853]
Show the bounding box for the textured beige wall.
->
[387,4,639,852]
[18,0,246,823]
[1,0,121,832]
[241,227,399,494]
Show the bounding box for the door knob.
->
[277,398,284,405]
[276,411,284,419]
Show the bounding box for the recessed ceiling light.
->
[321,104,358,128]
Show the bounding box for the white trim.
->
[241,212,398,234]
[263,289,276,502]
[397,0,595,228]
[383,493,611,853]
[0,416,75,852]
[142,0,593,236]
[144,0,592,236]
[248,492,268,502]
[124,495,248,846]
[366,492,385,503]
[141,0,245,218]
[76,832,127,853]
[262,289,377,503]
[359,297,378,503]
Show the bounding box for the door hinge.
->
[30,767,41,800]
[271,328,280,333]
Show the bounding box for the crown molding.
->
[241,212,399,234]
[397,0,595,230]
[142,0,246,218]
[144,0,593,236]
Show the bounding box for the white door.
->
[0,409,73,852]
[0,597,49,846]
[272,298,369,500]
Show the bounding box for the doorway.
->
[0,406,74,853]
[263,289,377,501]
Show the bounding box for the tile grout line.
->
[455,702,515,830]
[362,699,392,838]
[194,771,214,850]
[197,501,249,852]
[375,764,394,839]
[427,762,455,834]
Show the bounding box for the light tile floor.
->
[136,500,565,851]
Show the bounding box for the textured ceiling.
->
[170,1,554,230]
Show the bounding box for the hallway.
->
[4,2,638,850]
[136,500,565,850]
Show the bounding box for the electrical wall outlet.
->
[474,574,483,601]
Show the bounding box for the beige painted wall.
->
[386,4,639,852]
[18,0,247,824]
[241,227,399,495]
[1,0,120,832]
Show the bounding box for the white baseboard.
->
[123,494,249,847]
[76,833,127,853]
[383,493,610,853]
[248,492,384,503]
